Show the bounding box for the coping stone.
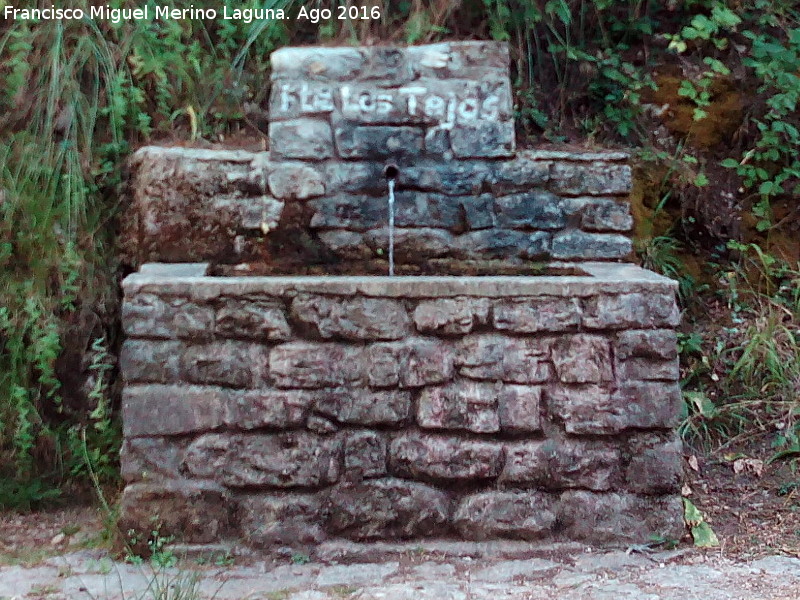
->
[138,263,210,277]
[124,262,677,299]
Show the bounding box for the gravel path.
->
[1,545,799,600]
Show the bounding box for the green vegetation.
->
[680,243,799,457]
[1,0,799,506]
[0,0,291,508]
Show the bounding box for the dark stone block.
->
[502,439,621,491]
[583,293,681,329]
[366,338,454,388]
[122,384,229,437]
[547,382,683,434]
[455,334,551,384]
[335,126,424,159]
[489,155,551,192]
[558,491,684,544]
[549,162,632,195]
[239,494,326,547]
[122,294,214,340]
[325,478,450,540]
[184,432,342,488]
[119,481,233,544]
[453,229,551,260]
[450,121,515,158]
[616,330,678,360]
[454,491,557,540]
[551,231,632,260]
[216,300,291,341]
[270,342,364,389]
[314,389,412,426]
[120,340,182,384]
[494,191,565,230]
[269,118,334,160]
[344,431,387,480]
[390,433,504,481]
[121,437,188,483]
[492,297,581,333]
[181,342,269,388]
[580,198,634,232]
[398,162,492,196]
[626,434,684,494]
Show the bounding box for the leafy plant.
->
[0,0,292,506]
[721,27,800,231]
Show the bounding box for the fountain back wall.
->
[122,42,634,270]
[118,42,685,551]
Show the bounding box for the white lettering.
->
[481,95,500,120]
[376,93,393,114]
[155,6,217,20]
[358,91,375,112]
[340,86,351,109]
[407,95,418,116]
[223,7,282,23]
[444,95,457,127]
[279,84,296,112]
[423,95,446,119]
[89,6,147,23]
[300,83,316,112]
[457,98,479,122]
[297,6,330,22]
[398,86,426,116]
[5,6,87,19]
[273,82,501,124]
[317,88,335,112]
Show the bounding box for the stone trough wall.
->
[122,42,634,268]
[119,264,684,548]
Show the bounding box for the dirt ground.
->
[685,441,800,559]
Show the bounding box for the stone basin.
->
[119,261,684,548]
[118,40,685,552]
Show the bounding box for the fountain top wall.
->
[268,42,515,161]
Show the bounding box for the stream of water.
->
[388,178,395,276]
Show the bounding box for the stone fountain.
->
[119,42,684,551]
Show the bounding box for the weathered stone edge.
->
[129,146,629,164]
[122,262,677,299]
[130,145,265,164]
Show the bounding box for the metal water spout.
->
[383,164,399,277]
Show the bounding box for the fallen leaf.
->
[732,458,764,477]
[691,522,720,548]
[688,455,700,472]
[748,458,764,476]
[682,484,693,496]
[683,498,703,526]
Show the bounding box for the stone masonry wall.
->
[121,42,634,268]
[119,265,684,548]
[122,147,634,268]
[119,41,683,551]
